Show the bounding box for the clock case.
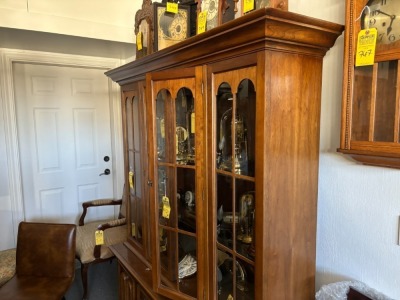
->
[338,0,400,168]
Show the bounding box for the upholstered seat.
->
[0,248,16,287]
[0,222,76,300]
[75,198,127,300]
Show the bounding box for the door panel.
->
[14,63,115,223]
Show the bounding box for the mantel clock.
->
[338,0,400,168]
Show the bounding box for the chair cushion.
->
[0,249,16,287]
[76,220,127,264]
[0,275,73,300]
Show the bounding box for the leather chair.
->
[75,198,127,300]
[0,221,76,300]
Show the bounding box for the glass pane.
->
[132,95,140,150]
[217,250,233,299]
[156,89,172,162]
[178,233,197,297]
[126,97,133,150]
[160,227,178,287]
[235,258,255,300]
[352,65,373,141]
[374,60,397,142]
[236,180,255,260]
[236,79,256,176]
[177,168,196,233]
[158,166,176,228]
[217,174,234,249]
[217,83,233,172]
[176,88,195,165]
[134,153,142,198]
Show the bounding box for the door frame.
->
[0,48,124,245]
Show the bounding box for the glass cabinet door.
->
[150,72,201,299]
[214,67,256,299]
[122,89,148,258]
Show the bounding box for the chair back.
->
[16,222,76,278]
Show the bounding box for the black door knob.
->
[99,169,111,176]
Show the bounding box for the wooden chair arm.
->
[79,198,122,226]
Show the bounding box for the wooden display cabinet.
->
[106,8,343,300]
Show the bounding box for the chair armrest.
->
[97,218,126,231]
[79,198,122,226]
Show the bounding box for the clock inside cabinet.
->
[339,0,400,168]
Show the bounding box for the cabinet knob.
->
[147,180,153,187]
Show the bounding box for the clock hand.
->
[376,9,394,18]
[387,15,396,35]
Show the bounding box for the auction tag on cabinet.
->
[137,32,143,51]
[95,230,104,245]
[129,171,134,189]
[227,295,234,300]
[197,11,207,34]
[162,196,171,219]
[191,112,195,133]
[243,0,255,13]
[355,28,377,67]
[131,223,136,237]
[166,2,178,14]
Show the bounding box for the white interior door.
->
[14,62,116,223]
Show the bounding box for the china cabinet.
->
[338,0,400,168]
[106,8,343,300]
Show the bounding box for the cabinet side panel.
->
[262,51,322,299]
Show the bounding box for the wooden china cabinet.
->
[106,8,343,300]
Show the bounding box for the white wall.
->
[0,0,142,43]
[291,1,400,298]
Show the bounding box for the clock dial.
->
[202,0,219,30]
[363,0,400,44]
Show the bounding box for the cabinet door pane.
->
[152,75,199,299]
[352,66,373,141]
[374,60,397,142]
[214,69,256,300]
[124,93,145,248]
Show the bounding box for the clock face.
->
[363,0,400,44]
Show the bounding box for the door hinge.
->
[201,81,204,95]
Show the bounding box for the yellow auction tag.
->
[131,223,136,237]
[243,0,255,13]
[162,196,171,219]
[191,112,195,133]
[227,294,234,300]
[160,119,165,138]
[197,11,207,34]
[129,171,134,189]
[166,2,178,14]
[137,32,143,51]
[95,230,104,245]
[355,28,377,67]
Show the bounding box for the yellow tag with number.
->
[227,295,234,300]
[197,11,207,34]
[243,0,255,13]
[129,171,134,189]
[95,230,104,245]
[162,196,171,219]
[137,32,143,51]
[166,2,178,14]
[355,28,377,67]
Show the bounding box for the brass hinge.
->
[201,81,204,94]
